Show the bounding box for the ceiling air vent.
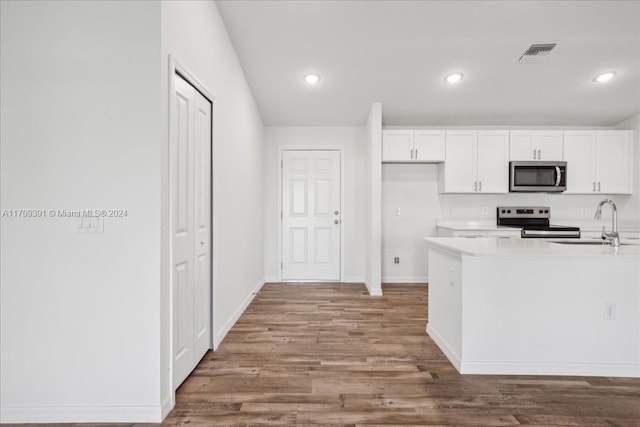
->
[517,43,557,63]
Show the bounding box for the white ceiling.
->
[217,0,640,127]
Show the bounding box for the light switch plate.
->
[75,216,104,233]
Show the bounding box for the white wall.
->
[0,0,265,422]
[263,127,365,282]
[160,0,265,409]
[1,0,163,422]
[382,164,439,282]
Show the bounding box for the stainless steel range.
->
[497,206,580,238]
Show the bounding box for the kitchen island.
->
[424,237,640,377]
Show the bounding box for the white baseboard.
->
[364,280,383,296]
[426,323,461,371]
[215,279,265,346]
[382,276,428,284]
[160,394,172,420]
[427,324,639,378]
[460,361,640,378]
[0,404,163,423]
[264,276,366,284]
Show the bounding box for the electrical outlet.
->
[604,302,616,320]
[394,257,400,264]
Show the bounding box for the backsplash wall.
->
[381,163,636,283]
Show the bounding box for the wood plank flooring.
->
[164,283,640,426]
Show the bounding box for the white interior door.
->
[172,73,212,389]
[282,150,341,281]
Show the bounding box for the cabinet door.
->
[414,130,445,162]
[487,229,522,238]
[451,230,487,238]
[382,130,413,162]
[443,131,477,193]
[476,131,509,193]
[509,131,535,160]
[563,131,595,194]
[536,131,563,160]
[595,131,632,194]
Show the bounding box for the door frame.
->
[277,147,345,282]
[168,56,216,399]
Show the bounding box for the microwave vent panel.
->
[517,43,558,63]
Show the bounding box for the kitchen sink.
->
[551,240,632,246]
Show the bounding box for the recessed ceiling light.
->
[303,74,321,85]
[445,72,464,84]
[593,71,616,83]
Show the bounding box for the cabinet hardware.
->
[479,181,482,192]
[533,149,536,160]
[474,181,478,192]
[537,149,541,159]
[415,148,418,159]
[597,182,601,192]
[334,210,339,215]
[593,182,596,192]
[334,219,340,224]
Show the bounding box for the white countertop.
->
[424,237,640,258]
[436,219,520,231]
[436,218,640,234]
[565,219,640,233]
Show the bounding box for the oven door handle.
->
[555,166,561,187]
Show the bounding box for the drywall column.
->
[365,103,383,295]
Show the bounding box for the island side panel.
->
[460,256,640,377]
[426,247,463,370]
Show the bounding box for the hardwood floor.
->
[165,283,640,426]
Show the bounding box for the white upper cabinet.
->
[442,130,509,193]
[477,131,510,193]
[382,130,413,162]
[443,131,476,193]
[382,130,445,162]
[510,130,563,161]
[564,130,633,194]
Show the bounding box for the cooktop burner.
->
[497,206,580,239]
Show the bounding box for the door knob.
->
[200,241,205,245]
[334,219,340,224]
[334,210,339,215]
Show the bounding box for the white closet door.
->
[282,150,341,281]
[172,73,212,389]
[192,89,212,360]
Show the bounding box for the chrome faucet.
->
[594,199,619,247]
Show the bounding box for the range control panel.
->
[497,206,550,219]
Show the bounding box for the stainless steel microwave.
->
[509,161,567,192]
